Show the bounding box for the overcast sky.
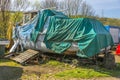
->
[85,0,120,18]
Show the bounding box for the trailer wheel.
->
[38,54,50,64]
[38,57,45,64]
[103,52,116,69]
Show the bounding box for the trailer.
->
[105,25,120,44]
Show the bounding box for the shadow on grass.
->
[41,59,120,79]
[73,62,120,78]
[0,59,11,62]
[0,66,23,80]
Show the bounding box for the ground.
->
[0,52,120,80]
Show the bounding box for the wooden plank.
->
[11,49,39,64]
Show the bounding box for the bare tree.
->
[0,0,10,11]
[57,0,95,17]
[10,0,31,24]
[64,0,82,16]
[40,0,82,16]
[32,0,41,10]
[11,0,30,11]
[81,1,95,17]
[32,0,95,17]
[41,0,58,9]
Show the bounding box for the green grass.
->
[0,59,20,67]
[54,63,120,79]
[0,59,120,79]
[42,60,71,69]
[45,60,63,66]
[55,68,109,79]
[40,60,120,79]
[99,63,120,77]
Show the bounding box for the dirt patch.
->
[115,55,120,63]
[22,65,58,74]
[22,64,68,74]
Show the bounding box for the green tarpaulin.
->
[31,9,68,42]
[30,9,114,57]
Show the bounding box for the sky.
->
[30,0,120,19]
[85,0,120,18]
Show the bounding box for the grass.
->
[41,60,120,79]
[43,60,70,68]
[45,60,64,66]
[21,72,40,80]
[55,68,109,79]
[0,59,21,67]
[0,59,120,79]
[53,63,120,79]
[99,63,120,77]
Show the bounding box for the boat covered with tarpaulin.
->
[10,9,114,58]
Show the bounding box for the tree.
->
[32,0,95,17]
[32,0,41,10]
[10,0,30,11]
[80,1,95,17]
[57,0,95,17]
[10,0,31,24]
[41,0,58,9]
[0,0,11,38]
[59,0,83,16]
[5,0,31,48]
[0,0,31,38]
